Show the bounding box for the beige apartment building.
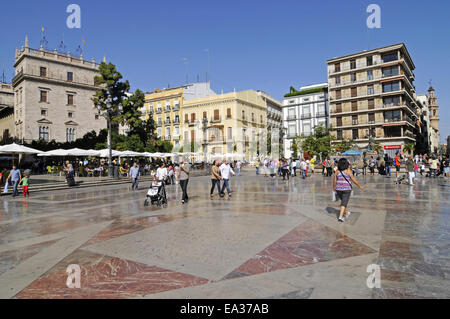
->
[142,82,216,150]
[181,89,271,157]
[0,82,14,143]
[327,43,419,157]
[12,36,106,143]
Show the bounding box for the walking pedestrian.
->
[210,160,222,198]
[129,162,141,190]
[220,160,235,197]
[325,157,332,177]
[406,156,415,186]
[384,154,392,177]
[333,158,363,223]
[20,173,30,197]
[394,152,402,178]
[429,156,438,178]
[236,160,241,176]
[7,165,21,197]
[179,158,190,204]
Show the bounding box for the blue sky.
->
[1,0,449,143]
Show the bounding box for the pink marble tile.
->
[16,250,209,299]
[224,220,376,279]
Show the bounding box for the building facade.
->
[142,82,216,150]
[282,83,329,158]
[12,36,106,143]
[182,89,271,158]
[0,82,14,143]
[427,86,440,153]
[327,43,418,157]
[257,90,283,130]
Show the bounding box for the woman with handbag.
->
[333,158,363,223]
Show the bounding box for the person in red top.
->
[394,152,401,178]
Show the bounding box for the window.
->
[368,113,375,124]
[67,94,74,105]
[289,100,295,104]
[383,96,400,107]
[174,115,180,123]
[350,72,356,82]
[288,108,295,119]
[382,52,398,63]
[303,123,311,136]
[40,67,47,77]
[227,127,232,140]
[351,87,357,97]
[384,110,401,122]
[303,98,310,102]
[260,114,263,124]
[40,90,47,102]
[191,113,196,122]
[383,81,400,93]
[384,126,401,137]
[174,126,179,136]
[335,103,342,113]
[367,70,373,80]
[351,101,358,112]
[382,66,399,78]
[68,112,73,118]
[157,128,162,138]
[66,128,75,142]
[242,110,245,120]
[288,124,296,136]
[214,109,220,121]
[367,56,373,66]
[368,99,375,110]
[302,105,310,116]
[352,129,359,139]
[41,109,47,116]
[39,126,49,141]
[335,76,341,85]
[336,116,342,127]
[337,129,343,140]
[185,114,189,123]
[352,115,358,125]
[158,117,162,125]
[350,60,356,70]
[227,108,232,119]
[67,72,73,82]
[334,63,340,72]
[335,89,341,99]
[251,113,255,122]
[367,85,374,95]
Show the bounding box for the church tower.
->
[428,86,440,153]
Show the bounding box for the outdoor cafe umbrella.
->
[66,148,101,157]
[119,151,144,157]
[98,149,122,158]
[0,143,41,165]
[342,150,362,156]
[37,149,70,157]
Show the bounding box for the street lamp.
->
[97,94,123,177]
[202,117,208,164]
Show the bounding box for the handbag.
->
[332,191,337,202]
[3,180,9,193]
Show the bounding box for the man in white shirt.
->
[300,158,307,179]
[236,161,241,176]
[220,160,235,197]
[156,163,168,182]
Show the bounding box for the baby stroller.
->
[394,174,408,185]
[144,180,168,207]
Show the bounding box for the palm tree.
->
[403,143,415,155]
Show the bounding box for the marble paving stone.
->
[265,288,314,299]
[83,212,308,281]
[16,250,209,299]
[225,220,376,279]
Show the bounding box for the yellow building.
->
[142,82,216,149]
[182,89,272,159]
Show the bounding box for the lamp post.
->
[97,94,123,177]
[202,117,208,164]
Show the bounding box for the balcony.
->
[329,59,384,75]
[165,106,171,112]
[287,132,297,139]
[156,109,162,114]
[301,113,312,120]
[173,105,180,111]
[156,122,162,127]
[287,115,296,121]
[164,135,171,141]
[316,111,327,117]
[173,118,180,125]
[352,120,359,125]
[211,116,222,124]
[165,119,171,125]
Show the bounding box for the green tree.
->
[333,139,354,153]
[403,143,415,155]
[296,125,334,159]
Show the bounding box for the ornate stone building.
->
[12,36,106,143]
[427,86,440,153]
[0,82,14,143]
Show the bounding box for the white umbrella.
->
[119,151,144,157]
[98,149,122,158]
[66,148,100,157]
[37,149,70,157]
[0,143,42,165]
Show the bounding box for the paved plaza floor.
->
[0,170,449,299]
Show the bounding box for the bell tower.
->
[428,86,439,131]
